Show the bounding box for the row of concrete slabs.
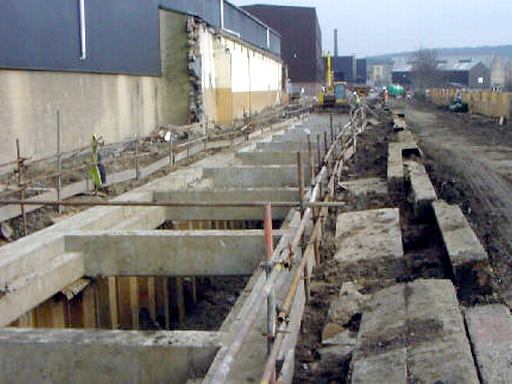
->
[330,115,510,383]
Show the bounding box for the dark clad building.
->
[331,56,356,83]
[0,0,280,76]
[242,4,323,96]
[356,58,367,84]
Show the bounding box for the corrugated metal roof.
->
[437,61,480,71]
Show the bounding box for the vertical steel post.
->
[316,134,322,167]
[56,111,62,214]
[169,136,174,166]
[134,136,140,181]
[263,203,275,358]
[187,130,191,160]
[297,152,305,217]
[330,116,335,144]
[16,139,27,236]
[307,134,315,185]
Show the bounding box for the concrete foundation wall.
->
[0,69,161,165]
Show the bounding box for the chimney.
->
[334,29,339,57]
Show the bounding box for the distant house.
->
[391,62,414,86]
[391,60,490,89]
[490,55,506,90]
[368,63,393,86]
[438,61,490,89]
[242,4,324,96]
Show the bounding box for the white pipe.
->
[79,0,87,60]
[220,0,224,29]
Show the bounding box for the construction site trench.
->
[1,103,511,384]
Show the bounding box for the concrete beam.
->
[433,201,491,290]
[235,151,317,167]
[256,142,317,152]
[203,166,311,189]
[406,160,437,216]
[0,328,220,384]
[66,230,282,276]
[153,188,298,221]
[0,252,84,327]
[464,304,512,384]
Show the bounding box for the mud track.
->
[403,101,512,305]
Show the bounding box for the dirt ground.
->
[400,100,512,306]
[292,104,495,383]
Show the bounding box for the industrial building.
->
[332,56,356,83]
[0,0,285,164]
[392,59,491,89]
[242,4,324,97]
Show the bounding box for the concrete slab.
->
[351,279,480,384]
[235,151,317,166]
[335,208,405,279]
[387,142,405,191]
[465,304,512,384]
[351,349,407,384]
[153,188,298,221]
[203,166,311,189]
[433,200,491,290]
[339,177,388,197]
[405,160,437,216]
[0,328,220,384]
[66,230,282,276]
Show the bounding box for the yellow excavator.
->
[318,51,349,111]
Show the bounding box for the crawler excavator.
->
[318,51,349,111]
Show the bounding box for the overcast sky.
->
[235,0,512,57]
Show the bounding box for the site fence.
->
[428,88,512,120]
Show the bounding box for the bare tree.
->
[411,48,443,90]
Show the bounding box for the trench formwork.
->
[0,110,367,383]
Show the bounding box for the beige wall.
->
[0,10,284,164]
[0,70,161,164]
[198,26,284,123]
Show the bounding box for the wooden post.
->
[162,278,171,329]
[147,277,156,320]
[16,139,27,237]
[108,277,119,329]
[129,277,139,329]
[176,277,186,324]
